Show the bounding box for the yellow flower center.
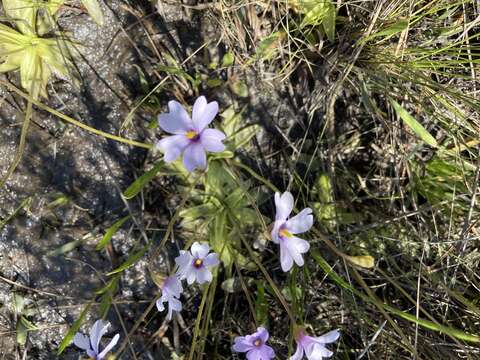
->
[279,228,292,238]
[253,339,262,347]
[186,131,198,140]
[194,259,203,268]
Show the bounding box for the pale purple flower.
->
[175,242,220,285]
[290,328,340,360]
[271,191,313,272]
[156,275,183,320]
[156,96,226,172]
[232,327,275,360]
[73,319,120,359]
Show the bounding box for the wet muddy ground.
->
[0,1,161,358]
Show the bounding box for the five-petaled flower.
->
[156,96,226,172]
[271,191,313,272]
[156,275,183,320]
[175,242,220,285]
[290,328,340,360]
[73,319,120,359]
[232,327,275,360]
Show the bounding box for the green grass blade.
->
[390,98,438,148]
[96,215,131,250]
[107,246,148,275]
[57,303,91,354]
[123,161,164,199]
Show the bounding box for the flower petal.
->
[97,333,120,359]
[233,336,254,353]
[271,220,283,244]
[275,192,294,221]
[200,128,226,152]
[192,96,219,131]
[175,251,193,280]
[169,297,182,312]
[196,268,213,284]
[89,320,108,354]
[314,330,340,344]
[186,269,197,285]
[73,332,91,351]
[247,348,264,360]
[166,297,182,320]
[191,242,210,259]
[203,253,220,267]
[289,343,304,360]
[183,142,207,172]
[158,100,193,134]
[305,342,333,359]
[260,345,276,359]
[279,242,294,272]
[164,275,183,297]
[284,236,310,267]
[156,297,166,312]
[256,327,269,343]
[156,135,190,162]
[286,208,313,234]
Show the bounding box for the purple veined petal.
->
[169,297,182,313]
[165,275,183,297]
[274,192,294,221]
[279,242,294,272]
[191,242,210,259]
[89,320,108,355]
[183,142,207,172]
[233,336,254,352]
[156,135,190,162]
[158,100,193,134]
[289,343,304,360]
[174,251,193,279]
[271,220,283,244]
[203,253,220,267]
[186,268,197,285]
[261,344,276,359]
[305,342,333,359]
[175,250,192,269]
[314,330,340,344]
[196,268,213,284]
[256,327,269,343]
[284,236,310,267]
[97,333,120,360]
[191,96,219,132]
[73,332,91,351]
[285,208,313,234]
[246,348,264,360]
[200,128,226,153]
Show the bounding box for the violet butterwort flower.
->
[156,96,226,172]
[232,327,275,360]
[271,191,313,272]
[175,242,219,285]
[290,328,340,360]
[73,319,120,359]
[156,275,183,320]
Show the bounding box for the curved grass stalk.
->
[0,79,153,149]
[195,276,218,360]
[0,78,34,189]
[187,282,210,360]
